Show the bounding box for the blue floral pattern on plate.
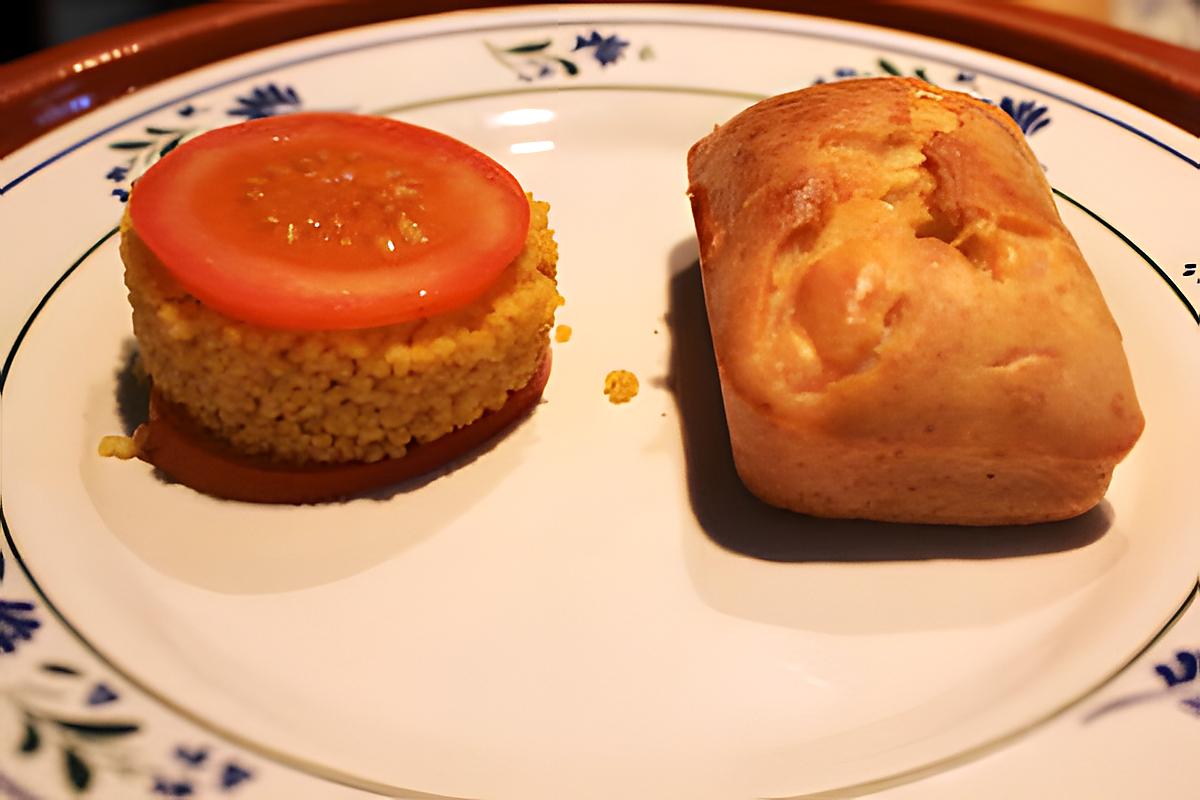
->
[150,744,254,796]
[572,31,630,66]
[2,550,256,795]
[485,29,641,81]
[1084,639,1200,723]
[226,83,302,120]
[0,599,39,655]
[1155,649,1200,715]
[103,83,304,203]
[0,553,39,654]
[1000,96,1052,135]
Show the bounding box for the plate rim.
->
[1,5,1198,798]
[0,0,1195,158]
[2,4,1198,200]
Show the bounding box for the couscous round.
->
[121,196,560,466]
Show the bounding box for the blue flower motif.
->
[152,777,194,796]
[177,104,196,117]
[87,682,119,706]
[1155,650,1198,687]
[0,599,40,654]
[999,96,1051,136]
[572,31,629,67]
[106,165,129,182]
[834,67,858,78]
[220,762,252,790]
[227,83,301,120]
[175,746,209,767]
[956,71,977,82]
[112,188,130,203]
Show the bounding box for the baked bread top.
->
[686,77,1142,466]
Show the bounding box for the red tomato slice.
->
[133,351,551,504]
[129,113,530,330]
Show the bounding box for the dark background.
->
[2,0,204,63]
[3,0,1193,65]
[1,1,1193,76]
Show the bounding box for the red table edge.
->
[0,0,1196,158]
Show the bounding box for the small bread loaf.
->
[686,77,1142,525]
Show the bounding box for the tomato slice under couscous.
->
[129,112,530,330]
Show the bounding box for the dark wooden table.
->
[0,0,1196,157]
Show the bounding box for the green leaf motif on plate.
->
[19,721,40,753]
[64,748,91,792]
[54,720,140,738]
[505,40,552,53]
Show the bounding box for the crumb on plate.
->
[555,324,572,343]
[98,435,138,460]
[604,370,639,404]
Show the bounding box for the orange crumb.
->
[604,370,638,404]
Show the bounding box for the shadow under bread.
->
[664,242,1112,563]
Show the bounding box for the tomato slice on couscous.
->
[129,112,530,330]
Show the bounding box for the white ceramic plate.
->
[1,6,1197,799]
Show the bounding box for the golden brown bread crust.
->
[686,77,1143,525]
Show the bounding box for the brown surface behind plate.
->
[0,0,1196,158]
